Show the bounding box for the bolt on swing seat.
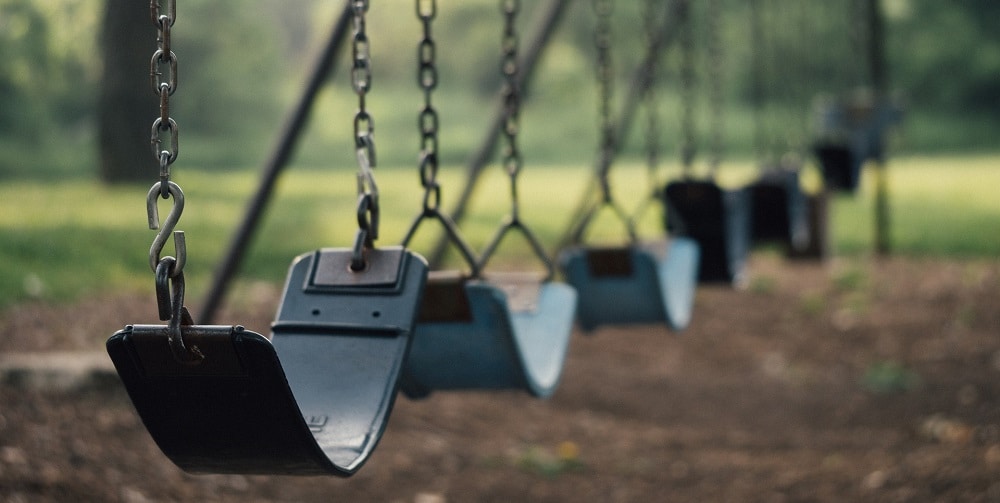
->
[400,214,576,399]
[747,164,810,252]
[108,247,428,475]
[664,179,751,284]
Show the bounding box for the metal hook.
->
[155,257,204,365]
[146,181,187,276]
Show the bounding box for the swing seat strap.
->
[107,247,427,476]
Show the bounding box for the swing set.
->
[559,0,699,332]
[106,0,896,477]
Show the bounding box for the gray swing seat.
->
[559,238,700,332]
[107,247,428,475]
[402,272,576,398]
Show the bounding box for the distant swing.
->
[559,0,699,332]
[663,0,750,285]
[400,0,576,399]
[744,0,810,253]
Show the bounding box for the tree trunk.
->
[98,0,154,184]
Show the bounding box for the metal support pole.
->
[868,0,890,256]
[198,2,353,324]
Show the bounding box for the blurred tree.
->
[97,0,149,183]
[0,1,51,141]
[889,0,1000,116]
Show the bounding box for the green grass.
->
[1,154,999,310]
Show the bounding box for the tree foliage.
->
[1,0,999,179]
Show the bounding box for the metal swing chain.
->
[404,0,482,275]
[625,0,663,231]
[678,0,696,176]
[148,0,184,276]
[147,0,202,364]
[150,0,179,199]
[499,0,523,222]
[642,0,661,193]
[350,0,380,271]
[477,0,554,280]
[706,0,725,174]
[416,0,440,216]
[748,0,765,161]
[577,0,637,245]
[593,0,614,204]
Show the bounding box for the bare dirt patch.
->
[1,255,999,502]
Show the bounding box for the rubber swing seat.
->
[558,238,700,332]
[107,247,428,476]
[664,179,750,284]
[401,272,576,399]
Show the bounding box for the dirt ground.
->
[1,254,999,502]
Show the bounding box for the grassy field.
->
[0,154,997,310]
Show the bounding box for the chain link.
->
[350,0,379,269]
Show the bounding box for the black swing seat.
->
[664,179,750,284]
[747,166,809,251]
[401,271,576,399]
[558,238,700,332]
[814,98,902,193]
[814,141,863,192]
[107,247,428,476]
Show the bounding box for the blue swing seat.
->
[401,273,576,399]
[559,238,700,332]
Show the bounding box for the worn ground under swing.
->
[0,255,998,502]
